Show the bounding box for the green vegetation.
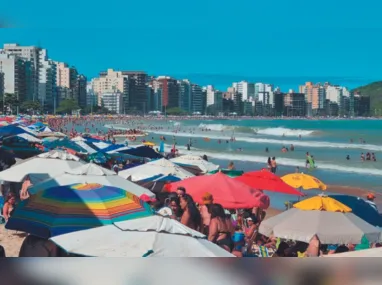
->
[56,99,80,114]
[352,81,382,111]
[0,93,20,114]
[20,100,42,114]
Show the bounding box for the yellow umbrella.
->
[281,173,327,191]
[293,195,352,212]
[143,141,156,147]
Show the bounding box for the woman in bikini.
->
[208,203,234,253]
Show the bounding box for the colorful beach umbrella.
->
[235,170,304,196]
[143,141,156,147]
[5,183,153,238]
[281,173,327,191]
[165,172,261,209]
[328,195,382,227]
[293,195,352,212]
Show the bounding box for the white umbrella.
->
[28,163,155,198]
[118,158,195,181]
[171,154,219,173]
[0,154,84,183]
[50,215,234,257]
[324,247,382,257]
[16,133,42,143]
[259,208,382,244]
[38,150,80,161]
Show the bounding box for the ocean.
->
[105,118,382,194]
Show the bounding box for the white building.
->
[38,49,57,111]
[232,81,255,101]
[1,43,44,101]
[86,81,97,107]
[326,86,342,104]
[205,85,223,113]
[100,91,123,114]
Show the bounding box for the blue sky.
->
[1,0,382,90]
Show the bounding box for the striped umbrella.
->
[5,183,153,238]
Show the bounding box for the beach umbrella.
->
[208,169,244,178]
[0,152,84,183]
[281,173,327,190]
[293,195,352,212]
[0,148,16,171]
[324,247,382,257]
[171,154,219,173]
[235,170,304,196]
[328,195,382,227]
[143,141,156,147]
[28,163,155,198]
[165,172,261,209]
[50,215,234,257]
[118,158,194,181]
[119,146,163,159]
[259,208,382,244]
[5,183,153,239]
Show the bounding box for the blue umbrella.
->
[329,195,382,227]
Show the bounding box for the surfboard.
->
[307,156,316,169]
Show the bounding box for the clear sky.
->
[1,0,382,90]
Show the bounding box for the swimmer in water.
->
[346,155,350,160]
[265,147,269,153]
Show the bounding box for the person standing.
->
[271,157,277,173]
[199,192,213,235]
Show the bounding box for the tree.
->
[2,93,19,114]
[166,107,187,116]
[20,100,42,114]
[56,99,80,114]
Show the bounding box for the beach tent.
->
[170,154,219,173]
[43,138,89,153]
[0,150,84,183]
[50,215,234,257]
[118,158,194,182]
[15,133,42,143]
[0,148,16,171]
[28,163,155,198]
[119,146,163,159]
[259,208,382,244]
[0,124,38,138]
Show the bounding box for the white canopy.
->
[259,208,382,244]
[118,158,195,181]
[51,216,234,257]
[28,163,155,198]
[92,141,111,150]
[73,140,97,154]
[16,133,42,143]
[0,157,84,183]
[71,136,86,142]
[171,154,219,173]
[324,247,382,257]
[38,150,80,161]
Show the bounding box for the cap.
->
[201,192,213,205]
[367,193,376,199]
[140,194,157,203]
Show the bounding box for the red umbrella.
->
[165,172,261,209]
[235,170,304,196]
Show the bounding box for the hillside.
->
[352,81,382,111]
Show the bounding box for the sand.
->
[0,184,380,257]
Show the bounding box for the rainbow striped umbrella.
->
[5,183,154,238]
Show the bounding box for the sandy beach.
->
[1,183,380,257]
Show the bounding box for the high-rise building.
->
[38,50,57,112]
[100,91,123,114]
[119,71,147,112]
[156,76,179,110]
[0,72,4,99]
[205,85,223,114]
[86,81,97,108]
[284,92,305,116]
[179,79,192,112]
[0,52,30,108]
[1,43,43,102]
[233,81,255,101]
[74,75,87,109]
[191,84,203,114]
[92,69,130,112]
[274,92,284,116]
[255,83,273,101]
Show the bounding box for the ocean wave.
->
[198,123,314,137]
[254,127,315,137]
[166,145,382,176]
[139,129,382,152]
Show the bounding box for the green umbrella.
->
[208,169,244,178]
